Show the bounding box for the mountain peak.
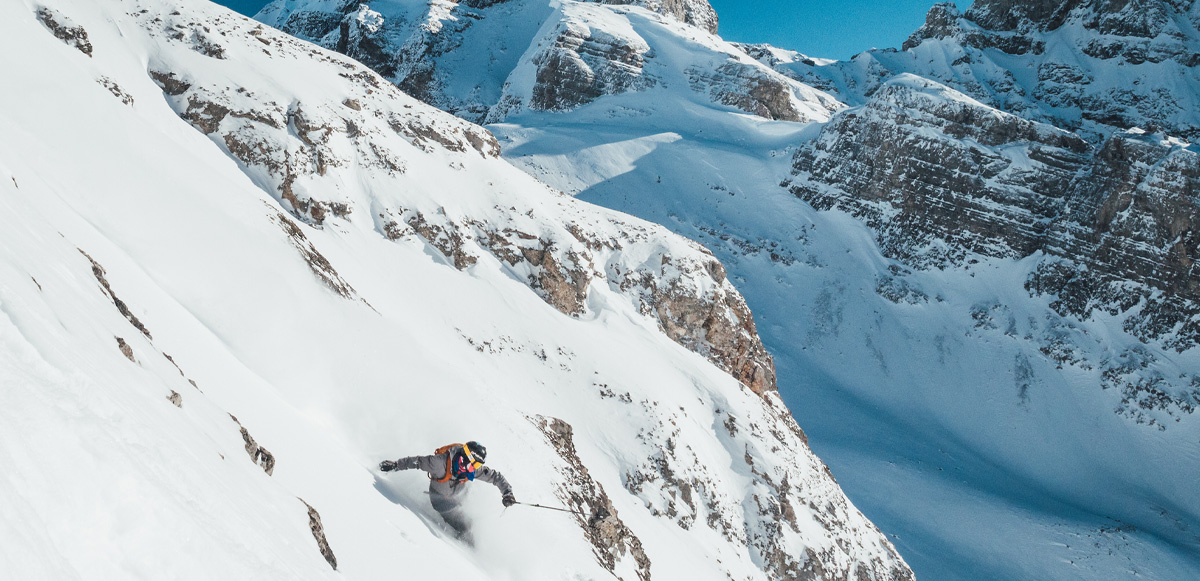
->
[902,2,961,50]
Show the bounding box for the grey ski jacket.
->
[395,451,514,500]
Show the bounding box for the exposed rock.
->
[527,21,655,113]
[518,242,592,316]
[389,113,501,158]
[36,7,92,57]
[1056,133,1200,302]
[792,76,1200,405]
[790,77,1091,267]
[97,77,134,106]
[476,227,591,315]
[332,4,401,79]
[145,36,495,226]
[647,254,776,394]
[258,0,713,122]
[792,77,1199,301]
[230,414,275,476]
[530,415,651,581]
[162,353,202,392]
[902,2,962,50]
[189,29,226,59]
[688,62,804,121]
[80,249,153,340]
[476,223,775,392]
[619,391,909,581]
[300,498,338,570]
[148,70,191,96]
[268,207,358,299]
[116,337,135,363]
[406,211,478,270]
[167,391,183,408]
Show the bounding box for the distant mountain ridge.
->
[255,0,842,124]
[756,0,1200,142]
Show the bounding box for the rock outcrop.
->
[525,19,655,113]
[36,6,92,57]
[765,0,1200,142]
[300,499,338,570]
[230,414,275,476]
[256,0,835,124]
[789,76,1092,266]
[789,76,1200,352]
[530,415,651,581]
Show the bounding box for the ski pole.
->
[514,501,589,516]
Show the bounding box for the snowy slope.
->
[234,0,1200,578]
[256,0,843,124]
[490,88,1200,581]
[0,0,910,579]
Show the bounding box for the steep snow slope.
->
[247,0,1200,578]
[0,0,910,579]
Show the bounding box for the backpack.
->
[432,443,467,483]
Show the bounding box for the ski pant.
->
[429,493,470,538]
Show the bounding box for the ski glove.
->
[502,493,516,507]
[379,460,399,472]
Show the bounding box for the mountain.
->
[1,0,912,579]
[249,0,1200,578]
[254,0,842,125]
[751,0,1200,142]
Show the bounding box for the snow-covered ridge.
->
[129,0,778,393]
[755,0,1200,142]
[1,0,910,578]
[256,0,843,124]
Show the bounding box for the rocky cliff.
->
[256,0,841,124]
[753,0,1200,142]
[788,74,1200,414]
[789,74,1200,312]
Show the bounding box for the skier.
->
[379,441,516,539]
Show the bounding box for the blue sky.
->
[216,0,969,60]
[708,0,971,59]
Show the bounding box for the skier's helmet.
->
[465,441,487,463]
